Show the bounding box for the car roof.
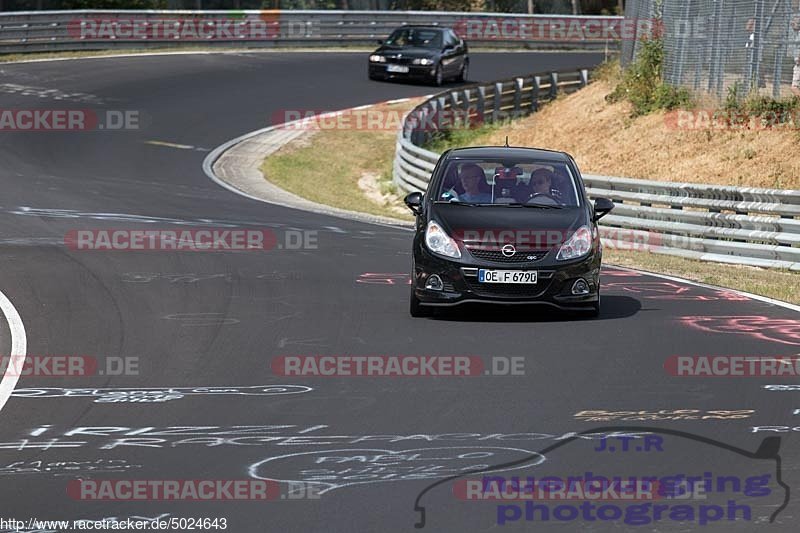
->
[394,25,449,32]
[444,146,572,162]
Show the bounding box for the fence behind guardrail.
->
[624,0,800,100]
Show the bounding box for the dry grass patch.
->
[260,99,421,221]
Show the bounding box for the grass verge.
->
[260,99,419,222]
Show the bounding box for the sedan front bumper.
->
[369,63,436,80]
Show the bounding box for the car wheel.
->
[456,61,468,82]
[432,64,443,86]
[410,288,432,318]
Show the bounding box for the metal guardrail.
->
[393,72,800,270]
[0,10,622,54]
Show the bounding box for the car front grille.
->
[467,248,548,264]
[385,56,415,65]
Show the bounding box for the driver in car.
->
[531,168,553,194]
[528,168,563,201]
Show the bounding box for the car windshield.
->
[435,158,581,207]
[385,28,443,49]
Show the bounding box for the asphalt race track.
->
[0,51,799,532]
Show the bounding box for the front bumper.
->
[369,63,436,80]
[412,245,601,310]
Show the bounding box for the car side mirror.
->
[593,197,614,221]
[404,192,423,215]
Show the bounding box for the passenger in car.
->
[531,169,554,195]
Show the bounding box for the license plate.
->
[478,270,538,284]
[387,64,409,73]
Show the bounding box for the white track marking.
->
[607,265,800,313]
[0,289,27,415]
[0,49,376,66]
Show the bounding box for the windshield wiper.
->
[504,202,565,209]
[434,201,490,207]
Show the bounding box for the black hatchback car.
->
[368,26,468,86]
[403,146,614,317]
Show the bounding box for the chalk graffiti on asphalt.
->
[248,447,546,494]
[3,426,650,451]
[11,385,312,403]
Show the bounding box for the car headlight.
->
[556,226,593,261]
[412,58,434,65]
[369,55,386,63]
[425,220,461,259]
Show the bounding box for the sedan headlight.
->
[425,220,461,259]
[556,226,593,261]
[369,55,386,63]
[412,58,434,65]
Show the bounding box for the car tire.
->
[410,288,432,318]
[432,64,443,87]
[456,61,468,82]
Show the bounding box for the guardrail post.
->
[426,102,438,144]
[531,76,540,112]
[461,89,471,129]
[579,69,589,87]
[493,81,503,123]
[403,110,414,139]
[513,78,523,119]
[436,96,446,133]
[476,86,486,125]
[447,91,459,130]
[416,103,434,145]
[449,91,459,112]
[549,72,558,99]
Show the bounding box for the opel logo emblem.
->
[501,244,516,257]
